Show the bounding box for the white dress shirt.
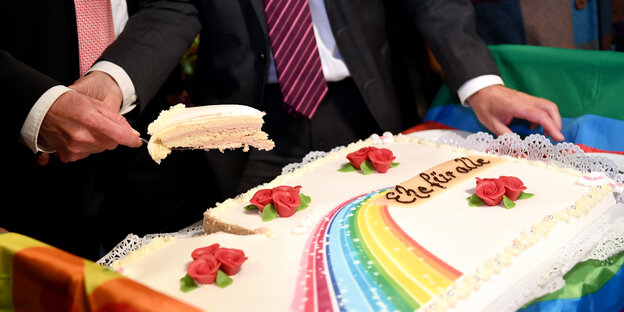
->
[21,0,502,153]
[20,0,136,153]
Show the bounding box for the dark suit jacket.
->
[183,0,499,133]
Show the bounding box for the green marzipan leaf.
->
[390,162,400,168]
[503,195,516,209]
[467,193,484,207]
[360,160,375,175]
[262,203,277,222]
[216,270,233,288]
[244,204,258,211]
[517,192,534,200]
[338,163,357,172]
[180,274,198,293]
[297,193,312,212]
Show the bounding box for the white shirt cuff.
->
[457,75,504,107]
[88,60,137,114]
[20,85,73,153]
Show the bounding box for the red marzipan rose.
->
[498,176,527,201]
[272,185,302,198]
[214,248,248,276]
[368,148,396,173]
[187,254,221,284]
[346,147,378,170]
[272,186,302,217]
[191,243,221,260]
[250,189,273,212]
[475,177,506,206]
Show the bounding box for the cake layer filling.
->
[146,104,274,163]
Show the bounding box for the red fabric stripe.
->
[401,121,456,134]
[576,144,624,155]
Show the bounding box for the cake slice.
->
[146,104,274,163]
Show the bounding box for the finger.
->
[516,108,565,141]
[0,228,8,233]
[536,99,562,130]
[56,150,95,163]
[36,153,50,166]
[486,118,513,137]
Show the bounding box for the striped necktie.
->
[74,0,115,76]
[264,0,328,119]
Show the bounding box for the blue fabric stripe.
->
[423,104,624,152]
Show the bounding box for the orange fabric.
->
[89,278,201,312]
[13,246,89,312]
[3,233,202,312]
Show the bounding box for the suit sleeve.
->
[402,0,500,94]
[1,49,62,142]
[100,0,201,113]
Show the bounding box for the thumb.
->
[96,102,143,147]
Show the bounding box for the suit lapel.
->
[249,0,268,35]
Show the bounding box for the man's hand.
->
[69,70,123,112]
[467,85,564,141]
[38,90,142,164]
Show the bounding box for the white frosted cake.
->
[111,133,621,311]
[147,104,274,163]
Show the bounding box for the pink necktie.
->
[74,0,115,75]
[264,0,328,119]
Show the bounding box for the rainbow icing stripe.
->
[291,188,462,311]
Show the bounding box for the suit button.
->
[575,0,587,10]
[259,52,265,60]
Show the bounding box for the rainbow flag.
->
[0,232,200,312]
[420,44,624,154]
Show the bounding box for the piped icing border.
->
[421,183,614,312]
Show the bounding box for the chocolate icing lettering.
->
[384,156,496,206]
[476,158,491,165]
[420,173,447,189]
[385,185,430,203]
[431,171,452,184]
[455,157,477,170]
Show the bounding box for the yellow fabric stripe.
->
[83,260,122,295]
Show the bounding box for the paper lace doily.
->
[98,132,624,311]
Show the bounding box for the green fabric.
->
[431,44,624,120]
[525,250,624,305]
